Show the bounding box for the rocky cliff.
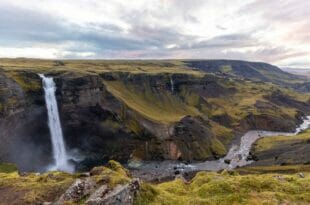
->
[250,129,310,166]
[0,59,309,172]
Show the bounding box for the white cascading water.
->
[39,74,73,172]
[170,78,174,93]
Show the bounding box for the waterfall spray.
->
[39,74,73,172]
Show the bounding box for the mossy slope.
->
[0,160,130,205]
[135,168,310,205]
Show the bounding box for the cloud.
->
[0,0,309,68]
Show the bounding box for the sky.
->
[0,0,309,68]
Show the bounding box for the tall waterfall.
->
[39,74,73,172]
[170,78,174,93]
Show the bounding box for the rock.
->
[85,179,140,205]
[298,173,305,178]
[90,167,104,176]
[224,159,231,164]
[79,172,91,177]
[246,154,258,161]
[273,175,285,181]
[85,184,109,205]
[55,178,96,204]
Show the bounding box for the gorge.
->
[0,59,309,204]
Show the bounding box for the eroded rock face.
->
[237,113,298,133]
[56,177,140,205]
[54,74,140,168]
[0,70,52,171]
[172,116,224,160]
[251,140,310,166]
[55,178,96,205]
[85,179,140,205]
[265,91,310,113]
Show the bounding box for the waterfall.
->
[170,78,174,93]
[39,74,73,172]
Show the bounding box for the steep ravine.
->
[0,69,309,172]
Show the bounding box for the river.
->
[130,116,310,181]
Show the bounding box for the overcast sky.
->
[0,0,309,68]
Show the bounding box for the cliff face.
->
[251,130,310,166]
[0,69,52,171]
[0,61,309,171]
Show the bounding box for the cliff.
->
[0,59,309,172]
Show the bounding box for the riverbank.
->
[130,116,310,182]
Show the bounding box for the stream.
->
[130,116,310,181]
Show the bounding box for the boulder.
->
[85,179,140,205]
[55,178,96,204]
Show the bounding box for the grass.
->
[4,71,41,92]
[0,163,18,173]
[0,58,203,76]
[1,162,310,205]
[0,161,130,204]
[237,164,310,174]
[104,80,200,123]
[135,168,310,205]
[89,160,131,188]
[254,129,310,152]
[206,80,303,125]
[0,171,75,204]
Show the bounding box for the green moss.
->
[91,160,131,188]
[179,86,200,107]
[126,118,144,136]
[0,162,133,204]
[210,139,226,156]
[134,183,158,205]
[220,65,232,73]
[237,165,310,174]
[135,170,310,205]
[0,171,75,204]
[0,59,203,76]
[209,121,233,146]
[104,80,200,124]
[0,163,18,173]
[254,129,310,152]
[7,71,41,92]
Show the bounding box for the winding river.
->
[130,116,310,181]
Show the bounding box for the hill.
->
[185,60,310,92]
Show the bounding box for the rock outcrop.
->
[250,130,310,166]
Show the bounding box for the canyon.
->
[0,59,309,204]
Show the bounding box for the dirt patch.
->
[0,186,27,205]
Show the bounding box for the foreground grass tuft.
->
[135,169,310,205]
[253,129,310,152]
[0,163,18,173]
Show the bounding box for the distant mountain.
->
[185,60,310,92]
[281,68,310,78]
